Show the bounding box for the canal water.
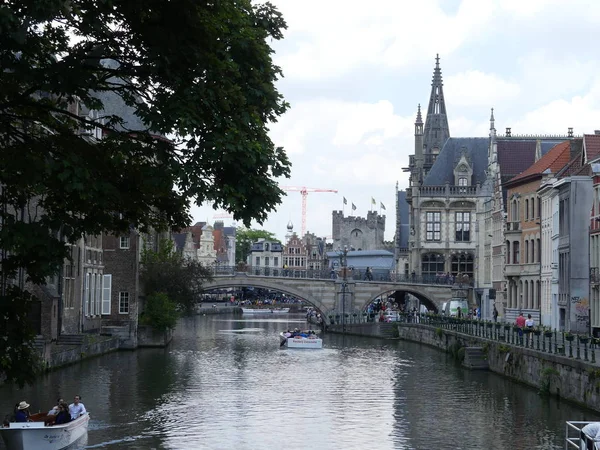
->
[1,314,599,450]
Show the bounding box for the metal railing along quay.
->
[411,314,600,363]
[207,265,469,287]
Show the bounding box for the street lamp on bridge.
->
[338,245,349,334]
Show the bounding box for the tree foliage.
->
[0,0,289,383]
[235,227,280,263]
[140,239,212,316]
[139,292,178,332]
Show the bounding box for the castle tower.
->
[423,54,450,160]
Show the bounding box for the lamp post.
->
[339,245,348,333]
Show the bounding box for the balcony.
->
[505,264,521,277]
[505,222,521,233]
[418,184,478,198]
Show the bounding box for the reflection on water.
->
[1,314,599,450]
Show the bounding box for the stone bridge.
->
[202,272,458,315]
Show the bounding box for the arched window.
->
[421,253,445,277]
[451,253,474,279]
[458,177,468,186]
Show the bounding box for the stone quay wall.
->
[396,323,600,413]
[47,335,120,369]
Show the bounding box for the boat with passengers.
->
[0,411,90,450]
[280,329,322,349]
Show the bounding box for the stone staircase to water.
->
[57,334,85,346]
[462,347,489,370]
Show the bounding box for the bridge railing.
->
[206,266,469,287]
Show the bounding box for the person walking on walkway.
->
[515,313,526,345]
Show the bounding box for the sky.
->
[190,0,600,242]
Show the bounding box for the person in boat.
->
[54,402,71,425]
[48,398,63,416]
[68,395,86,420]
[15,401,31,422]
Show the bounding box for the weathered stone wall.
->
[138,326,173,347]
[48,336,120,369]
[396,323,600,412]
[327,322,397,339]
[332,210,385,251]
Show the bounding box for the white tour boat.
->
[280,331,323,349]
[242,307,290,314]
[0,412,89,450]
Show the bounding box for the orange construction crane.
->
[281,186,338,237]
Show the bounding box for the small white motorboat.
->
[242,307,290,314]
[280,331,323,349]
[0,412,89,450]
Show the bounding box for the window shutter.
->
[102,274,112,315]
[84,273,89,316]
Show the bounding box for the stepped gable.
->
[507,141,571,184]
[423,137,489,186]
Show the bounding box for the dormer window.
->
[458,177,467,186]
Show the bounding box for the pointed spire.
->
[489,107,495,130]
[423,54,450,156]
[415,104,423,124]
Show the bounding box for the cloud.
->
[271,0,496,81]
[511,78,600,136]
[445,71,520,107]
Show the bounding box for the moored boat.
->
[242,307,290,314]
[0,412,90,450]
[279,330,322,349]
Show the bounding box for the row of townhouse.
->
[399,55,600,334]
[247,226,328,277]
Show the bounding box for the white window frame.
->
[102,274,112,315]
[90,273,96,316]
[426,211,441,241]
[119,291,130,314]
[119,236,130,249]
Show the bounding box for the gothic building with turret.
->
[397,55,578,321]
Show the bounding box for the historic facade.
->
[332,210,385,251]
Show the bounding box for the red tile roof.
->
[585,134,600,162]
[508,141,571,183]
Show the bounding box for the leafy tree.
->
[0,0,289,384]
[139,292,178,332]
[236,227,280,263]
[140,239,212,316]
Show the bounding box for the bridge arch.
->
[201,278,327,314]
[358,286,442,313]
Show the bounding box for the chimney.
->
[595,130,600,135]
[568,127,573,138]
[505,127,511,137]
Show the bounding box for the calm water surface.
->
[1,314,599,450]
